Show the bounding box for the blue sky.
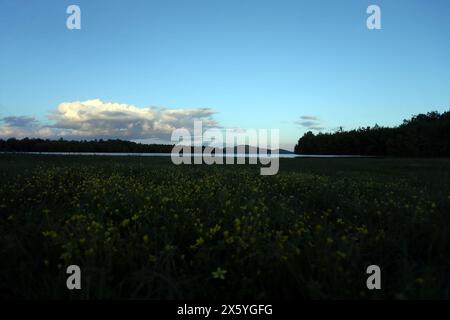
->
[1,0,449,150]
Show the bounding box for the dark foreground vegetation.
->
[1,155,449,299]
[295,110,450,156]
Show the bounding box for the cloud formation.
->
[0,99,219,140]
[299,116,319,121]
[1,116,38,127]
[295,115,324,131]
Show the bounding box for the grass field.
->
[0,154,449,299]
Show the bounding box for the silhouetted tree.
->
[294,110,450,157]
[0,138,175,153]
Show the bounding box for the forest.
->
[294,111,450,156]
[0,138,288,155]
[0,138,174,153]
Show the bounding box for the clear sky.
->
[1,0,450,150]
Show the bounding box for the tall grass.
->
[0,155,449,299]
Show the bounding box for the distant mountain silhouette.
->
[221,145,293,155]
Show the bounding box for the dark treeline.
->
[0,138,174,153]
[0,138,286,154]
[294,110,450,156]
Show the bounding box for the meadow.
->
[0,154,449,299]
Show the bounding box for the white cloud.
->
[0,99,219,140]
